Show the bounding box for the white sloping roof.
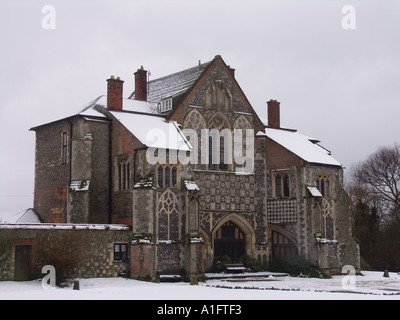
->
[110,111,191,151]
[1,209,42,224]
[258,128,341,167]
[307,186,323,197]
[184,180,200,191]
[79,96,159,117]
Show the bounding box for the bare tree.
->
[350,143,400,226]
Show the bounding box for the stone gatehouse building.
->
[0,55,359,281]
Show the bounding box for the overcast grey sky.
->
[0,0,399,218]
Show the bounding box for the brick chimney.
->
[267,99,280,129]
[107,76,124,111]
[134,66,147,101]
[227,65,235,78]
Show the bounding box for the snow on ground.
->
[0,271,400,300]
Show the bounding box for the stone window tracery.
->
[117,158,131,191]
[316,173,331,198]
[158,189,179,240]
[183,110,206,131]
[205,82,232,110]
[322,198,334,239]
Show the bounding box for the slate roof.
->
[128,61,211,104]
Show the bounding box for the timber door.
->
[214,222,245,261]
[271,230,298,259]
[14,245,32,281]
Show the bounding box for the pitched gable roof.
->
[257,128,342,167]
[109,110,191,151]
[166,55,265,131]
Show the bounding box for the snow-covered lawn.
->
[0,271,399,300]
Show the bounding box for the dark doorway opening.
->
[14,245,32,281]
[214,221,245,261]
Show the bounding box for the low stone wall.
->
[0,224,131,281]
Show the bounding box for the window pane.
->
[321,179,325,196]
[275,175,282,197]
[62,133,67,164]
[165,166,170,187]
[158,166,163,187]
[114,244,121,261]
[325,180,330,197]
[283,174,290,197]
[123,163,126,190]
[172,167,177,188]
[118,164,122,191]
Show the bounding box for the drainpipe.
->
[108,120,113,224]
[67,119,73,223]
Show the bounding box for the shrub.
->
[269,255,331,279]
[211,255,231,273]
[239,254,264,272]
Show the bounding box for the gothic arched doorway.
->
[214,221,245,261]
[271,230,298,259]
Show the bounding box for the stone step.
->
[205,271,289,281]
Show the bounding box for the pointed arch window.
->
[158,189,179,240]
[117,159,131,191]
[208,115,230,171]
[316,173,331,197]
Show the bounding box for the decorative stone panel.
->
[267,199,298,223]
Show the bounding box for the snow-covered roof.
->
[307,186,323,197]
[258,128,342,167]
[184,180,200,191]
[129,61,211,103]
[79,95,159,117]
[110,111,191,151]
[0,208,42,224]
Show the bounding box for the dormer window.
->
[160,98,173,112]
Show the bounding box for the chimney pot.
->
[267,99,280,129]
[227,66,235,78]
[134,67,148,101]
[107,76,124,111]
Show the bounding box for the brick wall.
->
[265,136,306,169]
[109,114,146,226]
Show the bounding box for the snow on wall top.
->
[129,61,211,103]
[258,128,342,167]
[110,111,191,151]
[0,223,130,230]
